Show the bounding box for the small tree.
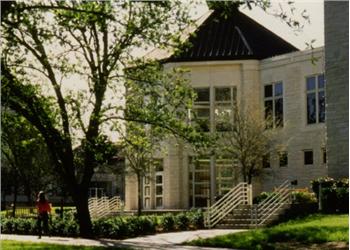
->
[120,122,159,216]
[215,105,276,184]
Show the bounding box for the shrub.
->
[291,191,317,204]
[1,210,204,238]
[161,213,176,231]
[253,192,272,204]
[188,209,204,229]
[310,177,349,213]
[175,213,189,230]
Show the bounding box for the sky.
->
[191,0,325,50]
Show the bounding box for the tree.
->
[214,105,277,184]
[1,0,308,236]
[1,1,196,237]
[119,122,159,216]
[1,109,58,215]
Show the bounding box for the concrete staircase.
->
[205,180,292,229]
[215,203,291,229]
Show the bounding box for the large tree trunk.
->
[137,173,142,216]
[73,187,93,238]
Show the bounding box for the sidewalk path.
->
[2,229,246,249]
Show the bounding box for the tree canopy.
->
[1,1,197,236]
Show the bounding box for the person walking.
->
[36,191,51,239]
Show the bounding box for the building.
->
[324,1,349,179]
[125,9,329,211]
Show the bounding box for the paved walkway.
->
[2,229,246,249]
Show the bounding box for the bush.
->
[2,210,205,238]
[161,213,176,231]
[187,209,204,229]
[1,217,36,234]
[291,191,317,204]
[253,192,272,204]
[175,213,189,230]
[311,177,349,213]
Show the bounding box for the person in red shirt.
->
[36,191,51,238]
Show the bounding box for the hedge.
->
[1,209,204,238]
[311,177,349,213]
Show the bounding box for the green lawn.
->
[1,240,130,250]
[187,214,349,250]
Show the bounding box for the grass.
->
[1,240,130,250]
[187,214,349,250]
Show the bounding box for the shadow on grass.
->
[187,225,348,250]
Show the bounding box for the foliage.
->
[1,0,195,236]
[160,213,176,232]
[1,210,204,238]
[1,110,59,205]
[311,177,349,213]
[187,214,349,250]
[291,191,317,204]
[215,106,276,184]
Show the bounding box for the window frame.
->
[263,81,284,128]
[279,151,288,167]
[303,150,314,165]
[305,73,325,125]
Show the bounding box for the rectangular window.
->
[279,151,288,167]
[142,158,164,209]
[215,87,237,132]
[306,74,325,124]
[193,88,210,132]
[323,148,327,164]
[216,158,238,196]
[264,82,283,127]
[304,150,313,165]
[189,157,210,208]
[262,154,271,168]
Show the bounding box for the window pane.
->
[154,159,163,172]
[195,88,209,102]
[318,74,325,89]
[232,87,237,103]
[274,82,283,96]
[195,172,210,182]
[156,175,162,184]
[279,152,288,167]
[215,87,231,101]
[195,184,209,195]
[275,98,283,127]
[306,77,316,91]
[144,186,150,196]
[144,198,150,208]
[194,197,208,207]
[307,93,316,124]
[262,154,270,168]
[144,177,150,185]
[318,91,325,123]
[264,100,273,119]
[156,197,163,207]
[156,186,163,195]
[195,108,210,118]
[264,85,273,98]
[304,151,313,165]
[323,149,327,164]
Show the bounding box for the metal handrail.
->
[205,182,250,228]
[256,180,291,225]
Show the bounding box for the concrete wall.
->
[125,48,329,210]
[324,1,349,179]
[260,48,327,191]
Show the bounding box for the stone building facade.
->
[125,9,329,210]
[324,1,349,179]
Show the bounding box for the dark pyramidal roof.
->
[168,9,298,62]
